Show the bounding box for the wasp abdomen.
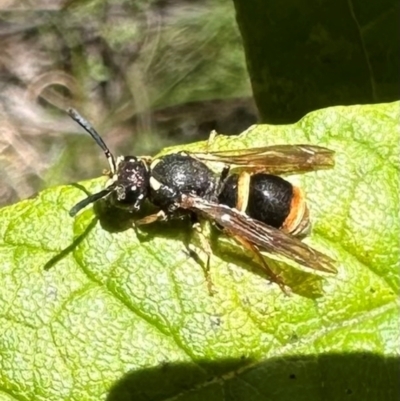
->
[219,173,294,229]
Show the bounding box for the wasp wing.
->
[181,195,337,274]
[191,144,335,175]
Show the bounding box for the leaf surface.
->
[0,102,398,401]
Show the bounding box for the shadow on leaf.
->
[43,217,98,270]
[106,352,399,401]
[209,229,326,299]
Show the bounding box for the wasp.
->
[67,108,336,292]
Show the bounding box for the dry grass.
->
[0,0,256,206]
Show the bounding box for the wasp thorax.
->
[149,153,218,209]
[109,156,150,210]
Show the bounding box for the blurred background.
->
[0,0,257,207]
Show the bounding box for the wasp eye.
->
[113,184,146,210]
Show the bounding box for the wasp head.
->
[67,108,150,217]
[109,156,150,211]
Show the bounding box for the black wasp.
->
[67,108,336,292]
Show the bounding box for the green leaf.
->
[0,102,398,401]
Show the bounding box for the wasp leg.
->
[139,155,153,164]
[190,220,216,296]
[215,165,231,195]
[232,234,290,295]
[135,210,167,225]
[206,130,218,151]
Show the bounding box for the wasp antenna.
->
[67,108,117,174]
[69,187,113,217]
